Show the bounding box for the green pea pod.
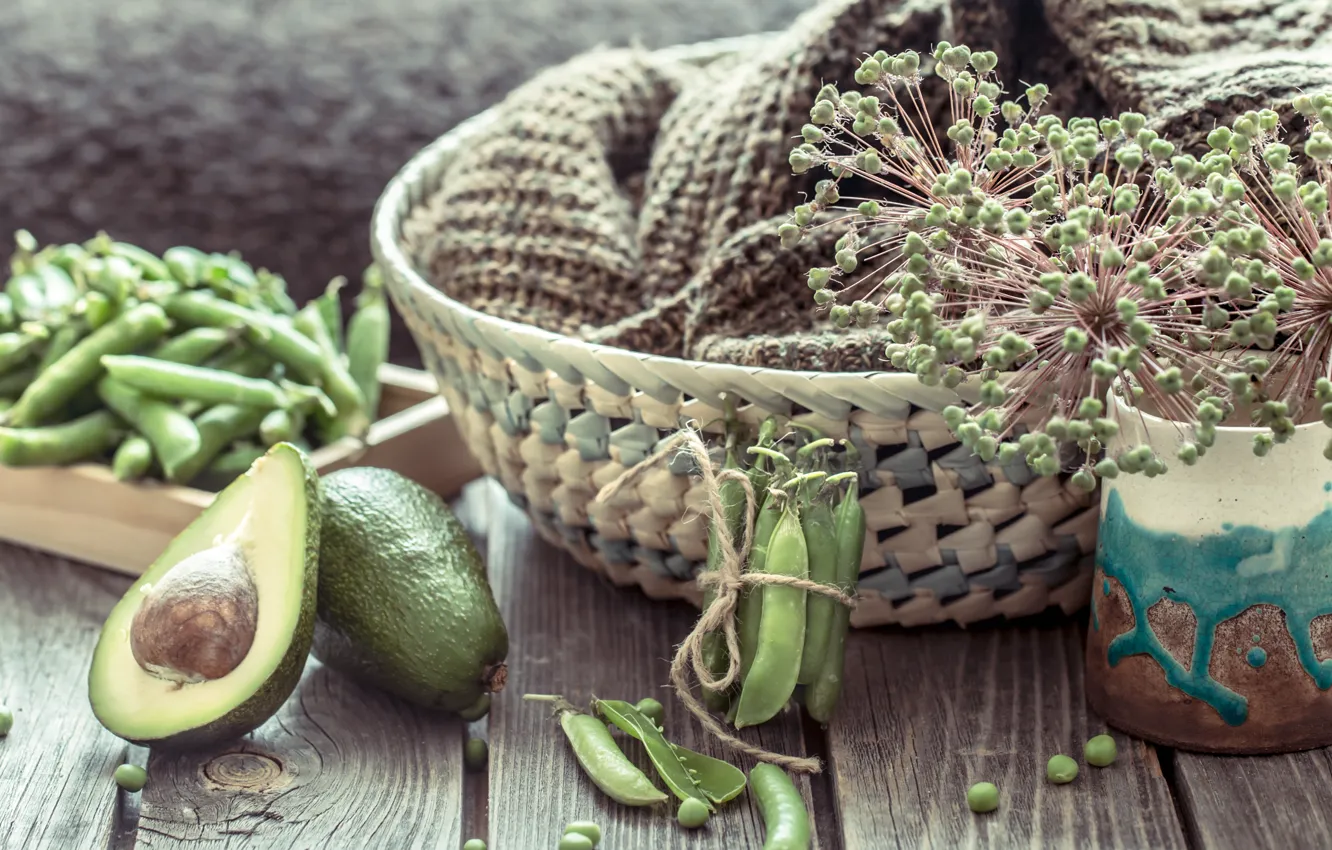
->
[594,699,711,809]
[749,764,811,850]
[171,403,268,486]
[204,441,267,480]
[164,292,325,382]
[557,708,668,807]
[597,700,746,805]
[111,436,153,481]
[206,346,271,378]
[101,355,289,410]
[313,277,346,353]
[33,265,80,310]
[293,303,369,440]
[0,325,48,373]
[0,411,122,467]
[5,303,171,427]
[738,492,783,682]
[87,256,137,304]
[42,243,88,275]
[0,293,15,331]
[0,367,36,400]
[734,500,809,729]
[256,269,299,315]
[38,322,89,374]
[796,497,839,685]
[97,378,202,482]
[702,443,747,711]
[83,292,116,329]
[150,328,236,365]
[106,242,170,280]
[806,484,866,726]
[163,246,207,287]
[259,407,304,445]
[5,272,47,321]
[346,270,390,417]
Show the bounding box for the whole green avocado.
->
[313,467,508,712]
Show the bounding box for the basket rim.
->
[368,32,974,409]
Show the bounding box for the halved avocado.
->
[88,442,320,749]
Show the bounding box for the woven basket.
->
[370,35,1098,629]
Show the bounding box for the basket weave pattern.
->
[373,37,1098,629]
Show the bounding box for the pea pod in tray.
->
[100,355,290,410]
[111,436,153,481]
[4,302,170,427]
[0,325,49,373]
[0,410,123,467]
[526,695,668,807]
[594,699,711,809]
[0,293,15,332]
[97,378,202,483]
[149,328,236,365]
[597,699,746,805]
[346,267,390,417]
[293,302,369,440]
[169,403,268,486]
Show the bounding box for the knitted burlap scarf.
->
[405,0,1332,372]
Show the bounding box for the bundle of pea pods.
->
[0,230,390,487]
[703,416,866,731]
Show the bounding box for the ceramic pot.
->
[1085,391,1332,753]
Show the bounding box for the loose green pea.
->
[967,781,999,813]
[559,833,594,850]
[1085,734,1117,767]
[464,737,488,772]
[563,821,601,846]
[114,764,148,792]
[0,705,12,736]
[463,840,486,850]
[678,796,710,828]
[1047,754,1078,783]
[634,698,665,726]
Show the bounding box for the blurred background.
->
[0,0,810,364]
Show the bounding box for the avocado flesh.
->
[88,443,320,748]
[313,467,508,712]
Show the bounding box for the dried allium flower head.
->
[785,43,1255,486]
[782,42,1055,331]
[917,123,1242,489]
[1191,95,1332,458]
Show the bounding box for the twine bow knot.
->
[596,424,858,774]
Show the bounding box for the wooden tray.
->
[0,363,484,577]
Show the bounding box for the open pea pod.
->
[595,699,746,807]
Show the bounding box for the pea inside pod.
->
[600,700,746,805]
[594,699,711,809]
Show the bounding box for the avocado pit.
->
[130,543,259,684]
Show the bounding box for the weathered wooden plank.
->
[0,545,131,850]
[827,620,1188,850]
[481,480,825,848]
[132,487,486,849]
[136,656,467,849]
[1173,749,1332,849]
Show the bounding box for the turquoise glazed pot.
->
[1086,393,1332,753]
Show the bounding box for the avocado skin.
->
[312,467,508,712]
[94,444,323,750]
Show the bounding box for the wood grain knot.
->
[202,752,290,792]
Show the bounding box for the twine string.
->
[596,424,857,774]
